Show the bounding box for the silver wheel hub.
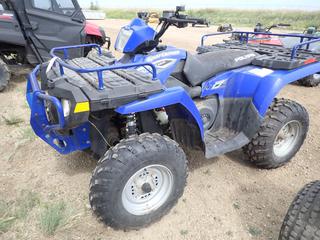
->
[313,74,320,80]
[273,120,301,158]
[122,164,174,216]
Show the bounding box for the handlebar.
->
[278,23,291,27]
[159,16,198,25]
[265,23,291,32]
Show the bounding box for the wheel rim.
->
[313,74,320,80]
[273,120,301,158]
[122,164,174,216]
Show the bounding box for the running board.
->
[204,128,250,159]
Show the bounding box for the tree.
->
[89,1,99,10]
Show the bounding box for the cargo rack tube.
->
[50,44,158,90]
[27,65,65,130]
[200,31,320,60]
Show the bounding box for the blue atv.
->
[26,7,319,230]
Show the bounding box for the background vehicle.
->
[188,16,210,27]
[138,7,210,27]
[217,23,233,32]
[301,26,320,36]
[26,6,318,230]
[246,23,291,46]
[0,0,110,91]
[137,11,160,24]
[279,181,320,240]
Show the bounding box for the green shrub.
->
[39,201,66,236]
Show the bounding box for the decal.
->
[248,68,274,77]
[211,79,227,90]
[136,66,152,74]
[146,50,181,62]
[153,59,175,69]
[136,59,176,74]
[234,53,256,62]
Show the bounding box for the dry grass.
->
[0,200,15,234]
[2,115,24,126]
[104,8,320,30]
[39,201,67,236]
[0,191,39,234]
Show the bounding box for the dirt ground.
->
[0,19,319,240]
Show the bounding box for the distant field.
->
[104,9,320,30]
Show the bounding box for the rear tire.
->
[243,98,309,169]
[0,58,10,92]
[89,133,188,230]
[298,74,320,87]
[279,181,320,240]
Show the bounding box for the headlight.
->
[115,28,133,52]
[61,99,71,117]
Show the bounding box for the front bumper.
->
[26,65,91,154]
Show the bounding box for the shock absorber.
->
[125,114,137,137]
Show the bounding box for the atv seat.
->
[183,49,258,86]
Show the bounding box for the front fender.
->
[116,87,204,139]
[253,62,320,115]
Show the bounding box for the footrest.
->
[204,128,249,158]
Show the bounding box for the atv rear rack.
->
[198,32,320,70]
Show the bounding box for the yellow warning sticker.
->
[74,102,90,113]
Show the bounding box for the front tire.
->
[298,74,320,87]
[279,181,320,240]
[0,58,10,92]
[243,98,309,169]
[89,133,188,230]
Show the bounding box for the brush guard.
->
[26,44,158,154]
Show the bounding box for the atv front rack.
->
[198,32,320,70]
[28,44,161,130]
[50,44,158,90]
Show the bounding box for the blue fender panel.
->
[201,62,320,117]
[116,87,204,139]
[253,62,320,115]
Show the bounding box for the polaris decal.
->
[136,59,176,74]
[234,53,256,62]
[146,50,181,62]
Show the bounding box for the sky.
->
[78,0,320,10]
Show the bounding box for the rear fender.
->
[85,21,102,37]
[116,87,204,139]
[253,62,320,115]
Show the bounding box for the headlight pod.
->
[115,28,133,53]
[61,99,71,117]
